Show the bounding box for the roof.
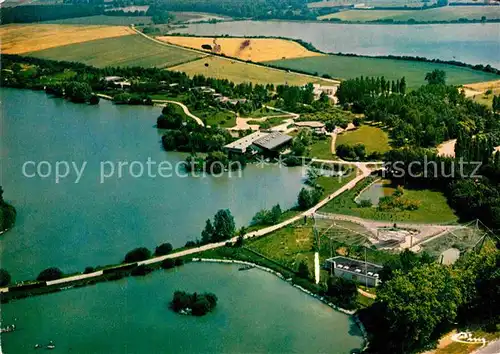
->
[325,256,383,277]
[104,76,123,82]
[224,131,269,153]
[253,132,292,151]
[295,121,325,128]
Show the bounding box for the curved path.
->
[152,99,205,126]
[0,162,373,293]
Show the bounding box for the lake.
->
[172,21,500,68]
[0,88,306,281]
[0,262,365,353]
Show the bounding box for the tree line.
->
[360,246,499,353]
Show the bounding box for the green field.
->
[169,56,333,86]
[309,136,334,160]
[41,15,153,25]
[29,34,203,68]
[268,55,499,89]
[319,6,500,22]
[194,108,236,128]
[321,178,459,223]
[336,125,391,154]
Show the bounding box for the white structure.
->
[294,121,327,134]
[312,84,338,103]
[325,256,383,287]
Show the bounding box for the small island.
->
[170,291,218,316]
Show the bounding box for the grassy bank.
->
[267,55,500,88]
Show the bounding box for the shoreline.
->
[192,257,369,349]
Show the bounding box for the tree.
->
[89,94,100,105]
[297,188,313,210]
[201,218,215,243]
[297,260,309,279]
[0,268,11,286]
[399,77,406,95]
[374,264,462,353]
[37,267,63,281]
[352,117,362,127]
[155,242,173,256]
[212,209,235,242]
[425,69,446,85]
[124,247,151,263]
[326,276,358,309]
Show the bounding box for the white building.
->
[325,256,383,287]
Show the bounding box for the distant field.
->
[320,6,500,22]
[267,55,500,88]
[29,34,204,68]
[308,0,432,8]
[0,24,135,54]
[157,36,322,62]
[169,56,332,85]
[41,15,153,25]
[169,11,231,23]
[336,125,391,154]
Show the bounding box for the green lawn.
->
[247,116,288,128]
[243,106,285,118]
[319,6,500,22]
[29,34,203,68]
[41,15,153,25]
[336,125,391,154]
[194,108,236,128]
[309,136,334,160]
[321,177,459,223]
[267,55,500,89]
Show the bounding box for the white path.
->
[152,99,205,126]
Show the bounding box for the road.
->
[0,161,373,293]
[152,99,205,126]
[472,339,500,354]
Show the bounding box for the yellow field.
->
[0,24,135,54]
[463,80,500,92]
[157,36,322,62]
[463,80,500,108]
[169,56,331,85]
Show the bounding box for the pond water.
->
[173,21,500,67]
[356,180,391,206]
[0,262,365,353]
[0,88,306,281]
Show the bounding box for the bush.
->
[124,247,151,263]
[359,199,373,208]
[185,241,197,247]
[37,267,63,281]
[161,259,176,269]
[0,268,11,286]
[83,266,95,274]
[174,258,184,266]
[131,264,154,276]
[155,242,173,256]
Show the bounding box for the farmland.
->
[463,80,500,108]
[168,56,332,85]
[336,125,391,155]
[156,36,322,62]
[267,55,500,88]
[0,24,135,54]
[29,34,204,68]
[319,6,500,22]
